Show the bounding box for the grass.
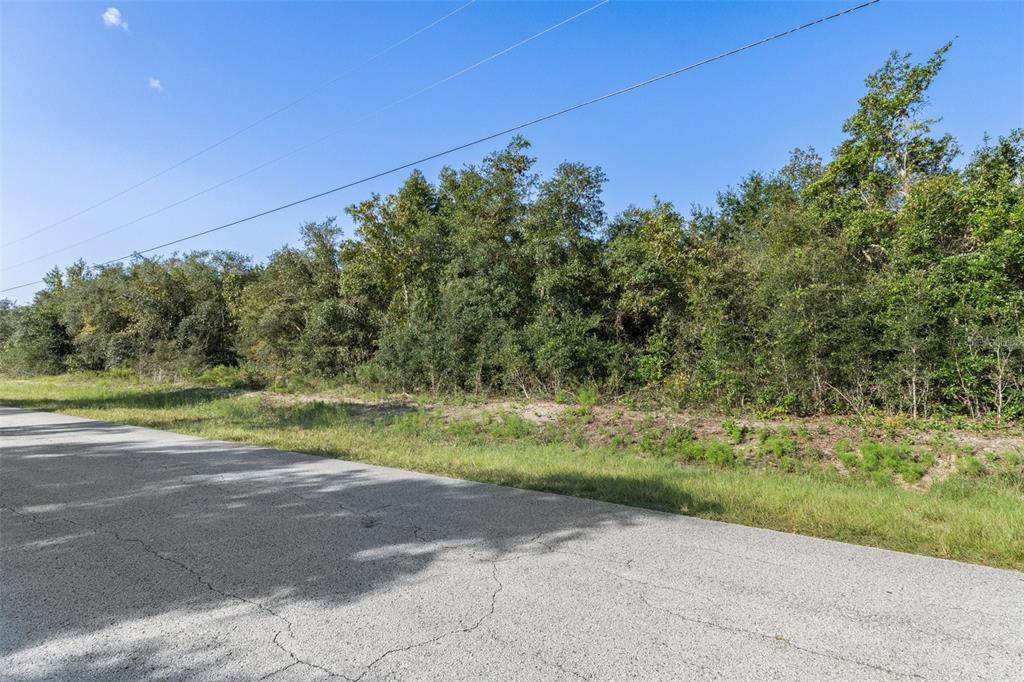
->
[2,374,1022,571]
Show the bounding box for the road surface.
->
[1,407,1022,680]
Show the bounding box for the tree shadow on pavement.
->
[0,408,712,680]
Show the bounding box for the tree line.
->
[2,46,1022,418]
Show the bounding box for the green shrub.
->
[657,430,737,468]
[664,426,696,447]
[703,440,739,467]
[487,412,534,439]
[722,418,748,444]
[835,439,858,470]
[849,441,934,483]
[576,386,600,409]
[759,434,795,459]
[957,455,985,477]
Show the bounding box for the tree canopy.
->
[3,47,1021,417]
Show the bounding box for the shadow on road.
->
[0,408,701,679]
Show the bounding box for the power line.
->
[1,0,881,295]
[6,0,609,272]
[1,0,478,249]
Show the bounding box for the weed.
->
[835,439,858,470]
[703,441,739,467]
[847,441,935,483]
[106,367,138,381]
[486,412,534,439]
[576,386,600,409]
[721,418,748,444]
[779,456,801,473]
[665,426,696,447]
[639,426,737,468]
[957,456,984,477]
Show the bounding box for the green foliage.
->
[576,386,601,409]
[758,428,799,460]
[640,426,738,468]
[487,412,535,439]
[836,439,858,470]
[3,48,1022,418]
[721,418,748,444]
[957,455,985,477]
[841,440,936,483]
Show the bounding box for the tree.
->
[4,48,1020,417]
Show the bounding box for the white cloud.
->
[148,77,163,92]
[102,7,128,31]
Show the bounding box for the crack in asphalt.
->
[596,564,927,679]
[1,502,94,534]
[599,564,974,652]
[7,429,1000,680]
[6,497,512,681]
[411,525,471,551]
[635,592,925,680]
[2,500,352,680]
[254,660,299,682]
[924,600,1019,623]
[541,658,592,681]
[486,631,593,681]
[270,630,349,680]
[6,451,591,681]
[596,566,722,602]
[352,561,504,681]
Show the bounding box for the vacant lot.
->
[1,375,1022,570]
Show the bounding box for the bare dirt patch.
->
[247,388,1023,489]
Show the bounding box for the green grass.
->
[2,375,1022,571]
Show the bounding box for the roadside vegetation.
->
[2,46,1022,422]
[2,374,1021,570]
[1,47,1022,568]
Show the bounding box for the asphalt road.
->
[1,407,1022,680]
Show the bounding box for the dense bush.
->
[1,47,1021,417]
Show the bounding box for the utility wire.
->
[6,0,610,272]
[0,0,881,295]
[1,0,477,249]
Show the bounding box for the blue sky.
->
[2,1,1022,300]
